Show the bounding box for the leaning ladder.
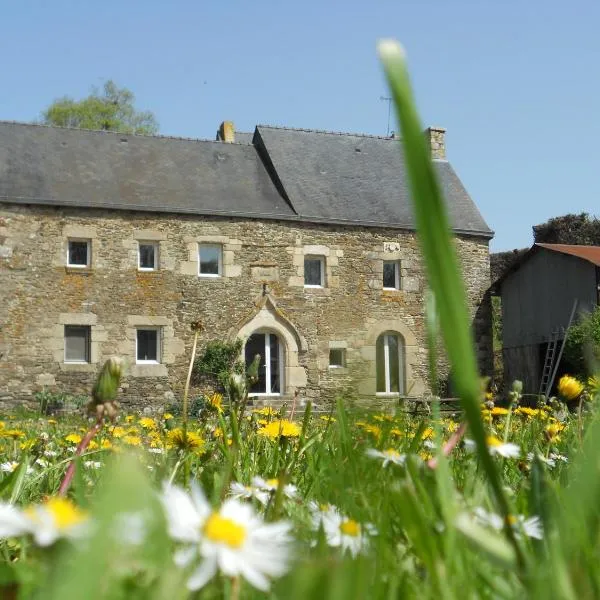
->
[539,299,579,398]
[539,331,560,397]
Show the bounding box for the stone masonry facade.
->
[0,204,492,411]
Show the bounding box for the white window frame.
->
[376,333,404,396]
[248,331,284,397]
[383,260,401,290]
[328,348,346,369]
[137,241,159,271]
[64,325,91,364]
[304,255,325,288]
[136,327,161,364]
[198,244,223,278]
[67,238,91,268]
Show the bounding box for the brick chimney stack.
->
[218,121,235,143]
[425,126,446,160]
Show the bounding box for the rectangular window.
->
[67,239,91,268]
[329,348,346,369]
[64,325,91,363]
[304,256,325,287]
[199,244,223,277]
[136,328,160,364]
[138,241,158,270]
[383,260,401,290]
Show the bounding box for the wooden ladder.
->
[539,299,579,398]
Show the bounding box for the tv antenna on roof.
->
[380,95,392,137]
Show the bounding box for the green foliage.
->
[42,80,159,134]
[534,212,600,245]
[34,390,87,415]
[193,338,244,390]
[564,306,600,377]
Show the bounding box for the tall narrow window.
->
[304,256,325,287]
[245,332,283,395]
[64,325,91,363]
[67,239,91,268]
[138,242,158,270]
[199,244,223,277]
[376,332,405,394]
[383,260,401,290]
[136,328,160,364]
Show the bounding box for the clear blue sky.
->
[2,0,599,251]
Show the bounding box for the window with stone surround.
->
[136,328,161,364]
[376,332,405,395]
[245,331,283,395]
[67,239,91,268]
[138,241,159,271]
[64,325,91,363]
[198,244,223,277]
[304,255,325,287]
[329,348,346,369]
[383,260,401,290]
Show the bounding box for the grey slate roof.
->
[0,121,492,237]
[0,122,295,219]
[255,125,492,236]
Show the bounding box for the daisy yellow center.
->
[383,449,400,458]
[340,519,361,537]
[203,513,247,548]
[266,478,279,488]
[486,436,502,447]
[505,514,517,526]
[26,498,86,530]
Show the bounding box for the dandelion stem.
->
[182,328,200,486]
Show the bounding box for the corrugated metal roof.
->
[536,243,600,267]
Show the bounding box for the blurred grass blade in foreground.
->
[377,39,519,556]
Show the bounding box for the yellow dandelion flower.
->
[515,407,538,418]
[208,393,224,413]
[139,417,157,430]
[320,415,336,423]
[491,407,509,416]
[362,424,382,439]
[545,422,566,440]
[87,440,98,450]
[257,419,301,440]
[163,413,174,420]
[422,427,434,440]
[100,439,113,449]
[253,407,277,417]
[64,433,82,445]
[47,419,58,425]
[557,375,584,402]
[111,426,127,438]
[1,429,26,440]
[166,428,206,452]
[123,435,142,447]
[125,416,135,423]
[445,420,460,433]
[20,439,37,451]
[0,421,4,430]
[390,427,404,437]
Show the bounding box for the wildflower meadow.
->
[2,41,600,599]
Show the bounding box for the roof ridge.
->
[0,119,253,146]
[257,123,397,140]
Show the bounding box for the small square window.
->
[136,328,160,364]
[67,239,90,268]
[304,256,325,287]
[64,325,91,363]
[138,242,158,270]
[329,348,346,368]
[199,244,223,277]
[383,260,401,290]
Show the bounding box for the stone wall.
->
[0,204,491,411]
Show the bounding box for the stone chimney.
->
[425,126,446,160]
[218,121,235,143]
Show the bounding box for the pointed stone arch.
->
[229,294,307,393]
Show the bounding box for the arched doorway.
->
[375,331,406,395]
[244,331,284,396]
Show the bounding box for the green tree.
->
[563,306,600,377]
[42,80,159,135]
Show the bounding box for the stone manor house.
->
[0,120,493,409]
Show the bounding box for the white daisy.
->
[473,507,543,540]
[0,497,88,546]
[366,448,406,467]
[526,452,556,469]
[466,437,520,458]
[549,452,568,464]
[0,462,18,473]
[161,482,293,591]
[251,477,298,504]
[311,505,374,557]
[83,461,102,469]
[148,448,165,454]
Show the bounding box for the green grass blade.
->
[377,39,520,560]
